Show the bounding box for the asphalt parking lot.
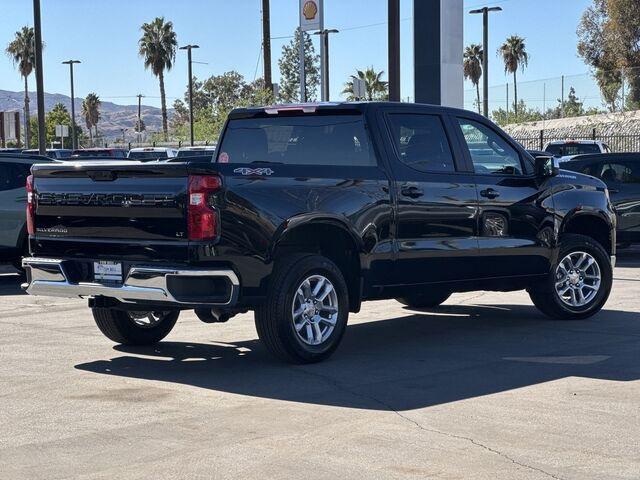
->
[1,253,639,480]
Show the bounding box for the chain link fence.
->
[464,67,640,123]
[512,131,640,153]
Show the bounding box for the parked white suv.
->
[544,140,610,163]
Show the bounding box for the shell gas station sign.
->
[300,0,323,32]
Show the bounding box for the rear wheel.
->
[397,290,451,308]
[255,254,349,364]
[92,308,179,345]
[528,234,612,320]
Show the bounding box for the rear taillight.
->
[188,175,221,241]
[26,174,35,235]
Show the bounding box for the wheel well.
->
[274,223,362,312]
[563,215,612,255]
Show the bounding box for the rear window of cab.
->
[217,115,376,166]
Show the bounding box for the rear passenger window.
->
[0,163,29,191]
[599,162,640,184]
[386,114,455,173]
[218,115,376,166]
[457,118,524,175]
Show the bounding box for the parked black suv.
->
[22,103,616,363]
[561,153,640,247]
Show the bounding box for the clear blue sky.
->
[1,0,593,109]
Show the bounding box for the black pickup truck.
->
[22,102,616,363]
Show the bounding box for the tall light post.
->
[388,0,400,102]
[469,6,502,117]
[314,29,339,101]
[179,45,199,146]
[33,0,46,154]
[136,94,144,144]
[62,60,80,149]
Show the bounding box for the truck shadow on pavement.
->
[75,303,640,411]
[0,272,25,296]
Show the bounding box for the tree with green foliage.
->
[5,26,39,148]
[463,44,484,114]
[498,36,529,120]
[28,103,83,148]
[491,100,542,126]
[81,93,101,146]
[139,17,177,140]
[171,72,274,142]
[578,0,640,110]
[545,87,603,119]
[277,28,320,102]
[342,67,388,101]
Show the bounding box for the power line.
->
[270,17,411,40]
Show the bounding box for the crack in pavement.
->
[298,367,565,480]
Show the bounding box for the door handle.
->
[400,184,424,198]
[480,188,500,199]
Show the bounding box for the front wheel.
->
[255,254,349,364]
[92,308,179,345]
[528,234,612,320]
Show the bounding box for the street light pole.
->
[180,44,200,146]
[62,60,81,150]
[136,94,144,144]
[469,6,502,117]
[33,0,46,154]
[314,29,339,102]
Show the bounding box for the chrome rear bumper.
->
[22,257,239,305]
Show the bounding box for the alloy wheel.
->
[554,251,601,308]
[291,274,339,346]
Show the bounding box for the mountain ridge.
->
[0,89,171,140]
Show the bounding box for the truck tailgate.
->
[31,161,190,261]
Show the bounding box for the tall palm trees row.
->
[5,26,104,147]
[5,16,177,146]
[464,35,529,118]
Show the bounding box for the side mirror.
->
[534,155,559,178]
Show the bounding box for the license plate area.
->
[93,261,123,283]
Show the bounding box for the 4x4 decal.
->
[233,167,274,176]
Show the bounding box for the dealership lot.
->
[1,253,639,480]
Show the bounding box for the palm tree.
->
[139,17,177,140]
[6,26,38,148]
[498,35,529,120]
[81,93,101,146]
[342,67,388,101]
[463,44,483,114]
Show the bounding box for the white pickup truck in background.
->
[544,140,611,163]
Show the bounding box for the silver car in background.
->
[0,154,52,270]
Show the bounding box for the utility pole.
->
[388,0,400,102]
[33,0,46,154]
[62,60,80,149]
[299,29,306,102]
[470,6,502,117]
[262,0,272,93]
[314,29,339,101]
[136,94,144,143]
[180,44,199,146]
[561,75,565,118]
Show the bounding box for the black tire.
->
[11,238,29,273]
[397,290,451,308]
[255,254,349,364]
[528,234,612,320]
[92,308,179,345]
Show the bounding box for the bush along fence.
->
[512,129,640,153]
